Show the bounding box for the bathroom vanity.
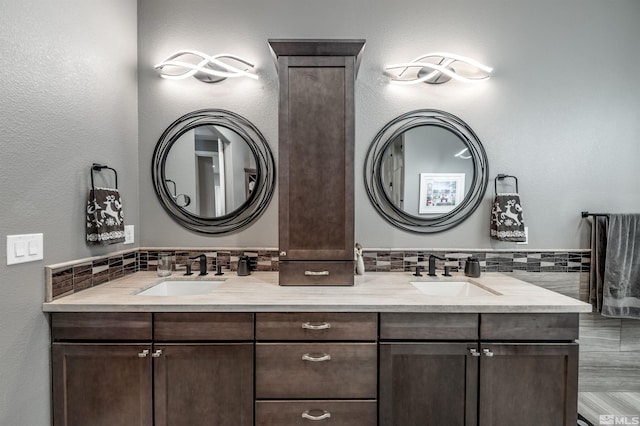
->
[44,272,591,426]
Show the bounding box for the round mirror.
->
[364,109,488,233]
[152,109,275,234]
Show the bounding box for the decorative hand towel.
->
[602,214,640,319]
[86,188,125,245]
[490,193,526,242]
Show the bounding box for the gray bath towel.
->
[588,216,608,312]
[602,214,640,319]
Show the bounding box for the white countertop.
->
[42,271,593,313]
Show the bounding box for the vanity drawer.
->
[154,313,254,341]
[480,313,579,341]
[256,400,377,426]
[255,343,377,399]
[51,312,152,341]
[380,313,479,340]
[256,313,377,341]
[279,261,354,286]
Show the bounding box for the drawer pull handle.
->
[302,353,331,362]
[301,410,331,421]
[304,270,329,276]
[152,349,163,358]
[469,348,480,357]
[138,350,149,358]
[302,322,331,330]
[483,348,494,357]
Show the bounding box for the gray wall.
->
[2,0,640,423]
[138,0,640,250]
[0,1,138,424]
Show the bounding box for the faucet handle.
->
[184,263,193,276]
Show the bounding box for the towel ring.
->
[494,174,518,194]
[91,163,118,190]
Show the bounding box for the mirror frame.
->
[152,109,275,234]
[364,109,488,233]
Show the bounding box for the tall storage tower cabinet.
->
[269,39,365,286]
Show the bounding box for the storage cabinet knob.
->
[302,322,331,330]
[152,349,163,358]
[301,410,332,421]
[137,349,149,358]
[301,353,332,362]
[469,348,480,357]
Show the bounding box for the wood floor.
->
[578,392,640,425]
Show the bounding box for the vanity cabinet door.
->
[478,343,578,426]
[153,343,253,426]
[52,343,153,426]
[379,342,478,426]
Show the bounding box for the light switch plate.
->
[124,225,134,244]
[7,233,43,265]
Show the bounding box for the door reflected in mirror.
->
[165,125,256,218]
[381,126,474,216]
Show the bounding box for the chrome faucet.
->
[428,255,446,277]
[190,254,208,276]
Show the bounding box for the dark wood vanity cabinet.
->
[269,39,365,286]
[255,313,378,426]
[51,312,254,426]
[379,313,579,426]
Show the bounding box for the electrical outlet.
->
[7,233,43,265]
[124,225,134,244]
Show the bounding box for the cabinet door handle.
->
[304,270,330,276]
[302,322,331,330]
[279,251,287,256]
[482,348,494,357]
[137,350,149,358]
[152,349,163,358]
[301,410,331,421]
[301,353,331,362]
[469,348,481,357]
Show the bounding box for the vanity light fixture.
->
[386,52,492,85]
[155,50,258,83]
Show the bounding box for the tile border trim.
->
[46,247,591,301]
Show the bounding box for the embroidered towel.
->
[602,214,640,319]
[490,193,526,242]
[86,187,125,245]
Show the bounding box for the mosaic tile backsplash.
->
[47,248,591,301]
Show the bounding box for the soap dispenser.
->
[464,256,481,278]
[237,255,251,276]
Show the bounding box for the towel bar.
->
[91,163,118,190]
[495,174,518,193]
[581,211,609,218]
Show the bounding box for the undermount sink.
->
[411,281,498,297]
[137,280,224,296]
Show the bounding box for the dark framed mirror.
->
[152,109,275,234]
[364,109,488,233]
